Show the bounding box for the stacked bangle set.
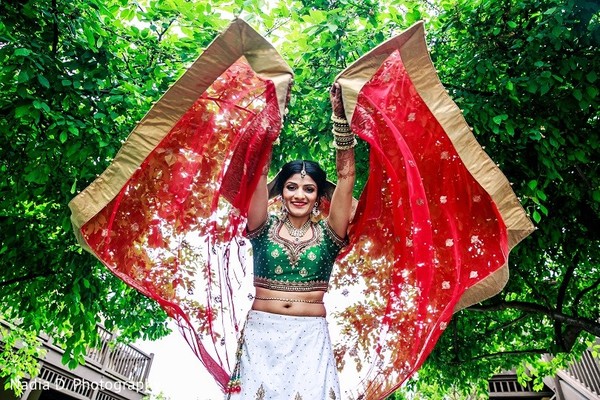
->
[331,114,357,150]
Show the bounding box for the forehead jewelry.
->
[300,161,307,179]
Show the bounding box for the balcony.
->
[0,321,154,400]
[489,341,600,400]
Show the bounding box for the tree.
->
[396,0,599,396]
[1,0,598,397]
[0,0,224,393]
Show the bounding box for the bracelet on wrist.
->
[332,127,352,135]
[332,136,357,150]
[331,114,348,125]
[333,123,350,130]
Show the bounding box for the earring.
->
[278,196,288,218]
[312,202,320,217]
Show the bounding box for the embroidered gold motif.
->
[246,218,269,239]
[299,267,308,277]
[253,276,329,291]
[307,252,317,261]
[274,266,283,274]
[255,384,265,400]
[271,249,280,258]
[269,218,322,267]
[322,221,347,247]
[329,388,337,399]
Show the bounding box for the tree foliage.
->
[405,0,599,396]
[0,0,598,397]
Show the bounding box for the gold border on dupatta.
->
[68,19,294,253]
[335,22,535,311]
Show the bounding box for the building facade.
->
[0,321,153,400]
[489,346,600,400]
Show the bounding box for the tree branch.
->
[157,16,179,43]
[0,271,56,288]
[265,18,291,37]
[557,253,577,314]
[572,277,600,318]
[487,313,531,334]
[467,301,600,337]
[555,252,578,351]
[518,271,552,308]
[51,0,59,55]
[451,349,548,364]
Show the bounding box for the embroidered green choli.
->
[247,215,346,292]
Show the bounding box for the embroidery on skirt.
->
[329,387,337,399]
[255,384,265,400]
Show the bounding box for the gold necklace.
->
[284,217,312,242]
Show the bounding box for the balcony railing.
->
[75,325,153,385]
[563,347,600,396]
[489,373,554,398]
[0,320,153,389]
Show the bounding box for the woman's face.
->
[282,173,318,219]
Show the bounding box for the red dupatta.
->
[69,19,293,391]
[69,20,534,399]
[329,22,534,398]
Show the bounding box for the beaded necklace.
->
[283,217,312,242]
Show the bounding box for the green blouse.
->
[247,215,346,292]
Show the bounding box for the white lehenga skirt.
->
[227,310,341,400]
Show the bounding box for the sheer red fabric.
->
[330,51,508,398]
[79,59,278,391]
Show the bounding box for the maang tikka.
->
[300,161,307,179]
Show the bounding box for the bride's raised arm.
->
[327,82,356,239]
[246,158,269,232]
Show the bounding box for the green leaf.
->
[84,26,97,49]
[528,180,538,190]
[17,69,30,83]
[37,74,50,88]
[526,80,538,93]
[59,131,68,143]
[532,210,541,223]
[505,120,515,136]
[536,189,547,201]
[507,21,517,29]
[24,168,48,184]
[326,22,338,33]
[574,149,587,162]
[14,48,31,56]
[492,114,507,124]
[593,190,600,203]
[15,105,30,118]
[33,100,50,112]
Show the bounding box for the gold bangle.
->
[332,137,357,150]
[331,114,348,124]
